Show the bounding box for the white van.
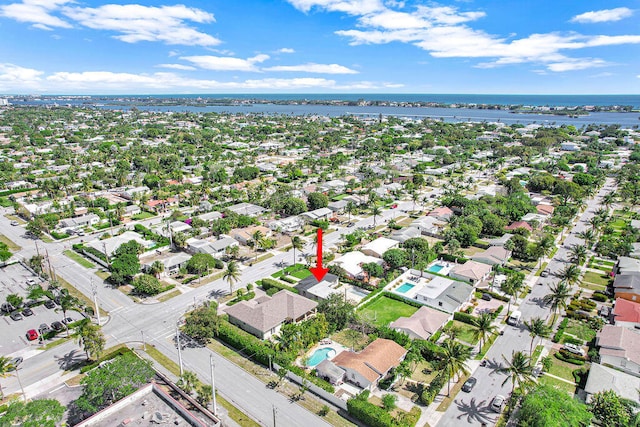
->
[507,310,522,326]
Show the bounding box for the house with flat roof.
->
[389,226,422,243]
[85,231,154,257]
[316,338,407,390]
[614,257,640,275]
[414,276,474,313]
[295,273,341,301]
[269,216,305,233]
[411,216,444,235]
[142,252,191,277]
[187,237,239,258]
[361,237,399,258]
[224,290,317,340]
[226,202,267,217]
[449,260,492,284]
[330,251,383,280]
[390,306,451,340]
[301,207,333,222]
[488,233,512,247]
[232,225,271,246]
[596,325,640,377]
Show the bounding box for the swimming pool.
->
[306,347,337,367]
[428,264,444,273]
[397,283,415,293]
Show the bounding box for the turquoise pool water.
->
[397,283,415,293]
[307,347,336,367]
[428,264,444,273]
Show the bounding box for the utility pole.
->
[15,368,26,402]
[45,249,54,282]
[141,330,146,351]
[91,278,101,326]
[102,242,110,265]
[272,405,277,427]
[176,324,184,376]
[210,355,217,416]
[34,240,40,258]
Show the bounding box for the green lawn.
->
[539,375,577,395]
[0,234,21,251]
[593,259,615,267]
[449,320,480,345]
[531,345,543,364]
[290,269,312,280]
[132,211,155,220]
[564,319,597,342]
[580,282,607,291]
[359,295,418,327]
[582,271,610,287]
[548,350,581,382]
[63,250,96,269]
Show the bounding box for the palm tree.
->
[473,312,498,354]
[149,260,165,279]
[291,235,303,266]
[225,244,239,261]
[223,261,241,295]
[558,264,581,287]
[500,351,535,396]
[602,192,617,210]
[345,201,356,224]
[543,281,572,323]
[440,339,471,396]
[251,230,264,261]
[178,371,199,395]
[0,356,16,400]
[371,205,382,227]
[588,216,603,233]
[503,272,525,312]
[58,291,82,337]
[523,317,551,356]
[569,244,588,266]
[577,229,596,247]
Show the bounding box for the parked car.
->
[21,307,33,317]
[1,302,15,313]
[26,278,37,286]
[44,300,56,309]
[61,317,74,325]
[8,357,23,371]
[462,377,477,392]
[10,311,23,321]
[51,321,65,332]
[490,395,505,413]
[10,220,19,226]
[24,300,39,307]
[26,329,38,341]
[540,269,549,277]
[507,310,522,326]
[39,323,52,335]
[562,343,586,356]
[481,293,492,301]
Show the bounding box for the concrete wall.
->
[274,363,348,411]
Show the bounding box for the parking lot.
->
[0,263,81,356]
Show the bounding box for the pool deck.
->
[300,340,346,368]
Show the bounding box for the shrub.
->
[552,318,569,343]
[260,278,298,294]
[481,290,511,302]
[289,365,335,393]
[555,350,585,365]
[453,311,479,326]
[491,305,504,319]
[563,336,583,346]
[319,405,330,416]
[281,276,297,284]
[347,397,396,427]
[591,292,607,302]
[216,319,291,368]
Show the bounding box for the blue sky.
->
[0,0,639,94]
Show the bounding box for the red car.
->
[26,329,38,341]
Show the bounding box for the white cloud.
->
[0,63,44,91]
[62,4,220,46]
[287,0,385,15]
[263,63,358,74]
[278,48,295,53]
[181,54,270,72]
[0,0,73,29]
[571,7,633,24]
[290,1,640,72]
[156,63,196,71]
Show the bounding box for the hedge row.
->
[591,292,607,302]
[259,278,298,294]
[281,276,297,284]
[347,396,397,427]
[420,372,447,405]
[454,311,479,326]
[438,253,469,264]
[289,365,335,393]
[382,291,426,309]
[216,319,291,367]
[80,346,133,373]
[554,350,585,365]
[481,290,511,302]
[227,291,256,306]
[552,318,569,343]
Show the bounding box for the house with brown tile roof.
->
[428,206,453,221]
[504,221,533,233]
[596,325,640,377]
[318,338,407,390]
[224,290,317,340]
[536,204,554,216]
[449,260,492,284]
[470,246,511,266]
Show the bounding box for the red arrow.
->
[309,228,329,282]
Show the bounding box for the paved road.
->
[436,178,615,427]
[0,193,440,425]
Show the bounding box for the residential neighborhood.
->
[1,101,640,427]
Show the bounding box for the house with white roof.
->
[361,237,399,258]
[331,251,383,280]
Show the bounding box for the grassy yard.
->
[582,271,610,287]
[531,345,543,364]
[4,214,25,224]
[359,295,418,327]
[63,250,96,269]
[0,234,21,251]
[580,282,607,291]
[290,269,312,280]
[593,258,615,267]
[548,350,581,382]
[331,329,371,351]
[564,319,597,342]
[95,270,111,280]
[132,211,155,220]
[437,373,470,412]
[448,320,480,345]
[539,375,577,395]
[475,333,498,360]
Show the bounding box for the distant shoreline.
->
[2,93,640,110]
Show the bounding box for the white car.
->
[490,395,505,413]
[10,220,19,226]
[562,343,586,356]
